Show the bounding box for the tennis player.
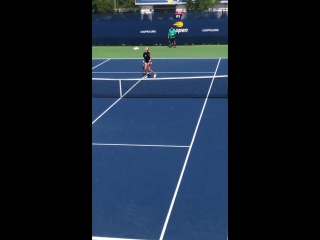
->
[168,27,176,48]
[142,47,156,78]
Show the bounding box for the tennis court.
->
[92,50,228,240]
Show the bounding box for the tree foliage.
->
[92,0,136,13]
[92,0,220,14]
[92,0,114,13]
[186,0,220,12]
[118,0,136,9]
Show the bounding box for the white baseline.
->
[92,143,189,148]
[92,72,215,74]
[92,57,228,60]
[92,237,145,240]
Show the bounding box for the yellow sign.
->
[173,21,184,28]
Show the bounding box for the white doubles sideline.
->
[92,59,110,69]
[92,75,144,124]
[158,58,222,240]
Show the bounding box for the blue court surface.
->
[92,58,228,240]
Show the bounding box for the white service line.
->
[92,59,110,69]
[159,58,222,240]
[92,143,190,148]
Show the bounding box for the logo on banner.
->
[173,21,184,27]
[173,21,188,33]
[140,30,156,33]
[202,29,219,32]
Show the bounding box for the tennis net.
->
[92,75,228,98]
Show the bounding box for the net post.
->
[119,79,122,97]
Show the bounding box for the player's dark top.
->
[143,51,151,62]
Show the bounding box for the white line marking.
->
[92,75,227,81]
[92,59,110,69]
[92,77,143,124]
[92,237,145,240]
[92,72,215,74]
[92,143,190,148]
[92,57,228,60]
[159,58,222,240]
